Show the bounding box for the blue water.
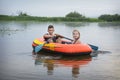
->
[0,21,120,80]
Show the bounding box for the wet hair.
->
[72,29,80,38]
[48,25,54,29]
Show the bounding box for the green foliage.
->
[0,13,119,22]
[98,14,120,22]
[65,11,85,18]
[18,12,29,16]
[0,15,102,22]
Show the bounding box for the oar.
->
[35,43,45,53]
[35,42,59,53]
[56,34,73,41]
[88,44,98,51]
[57,34,98,51]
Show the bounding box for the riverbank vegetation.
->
[98,14,120,22]
[0,11,120,22]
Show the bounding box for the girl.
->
[72,30,81,44]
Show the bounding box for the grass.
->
[0,15,103,22]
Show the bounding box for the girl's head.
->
[72,30,80,40]
[48,25,54,35]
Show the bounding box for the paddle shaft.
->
[56,34,98,51]
[56,34,73,41]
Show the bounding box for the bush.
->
[65,11,85,18]
[98,14,120,21]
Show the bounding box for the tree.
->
[18,11,29,16]
[65,11,85,18]
[98,14,120,21]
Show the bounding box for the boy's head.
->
[48,25,54,35]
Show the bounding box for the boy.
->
[43,25,61,43]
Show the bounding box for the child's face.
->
[48,28,54,34]
[73,31,80,39]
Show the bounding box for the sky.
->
[0,0,120,18]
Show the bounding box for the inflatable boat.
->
[32,38,92,55]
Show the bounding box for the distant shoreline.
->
[0,15,119,22]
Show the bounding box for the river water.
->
[0,21,120,80]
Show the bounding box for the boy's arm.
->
[43,33,52,38]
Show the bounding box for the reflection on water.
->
[65,22,90,27]
[0,28,24,37]
[98,22,120,30]
[33,51,92,79]
[90,50,112,57]
[98,22,120,27]
[0,21,28,36]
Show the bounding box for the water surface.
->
[0,21,120,80]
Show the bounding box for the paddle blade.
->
[35,44,43,53]
[88,44,98,51]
